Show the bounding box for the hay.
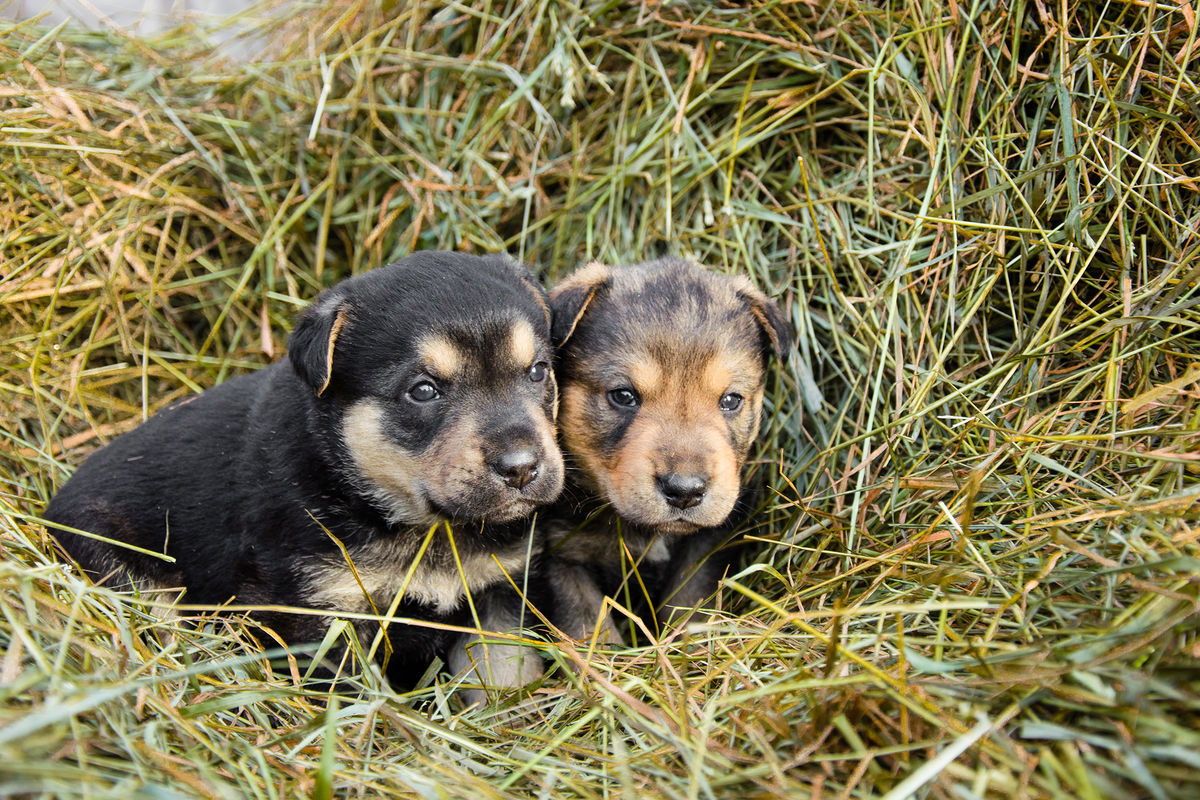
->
[2,0,1198,797]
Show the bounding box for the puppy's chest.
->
[301,533,534,616]
[548,522,673,590]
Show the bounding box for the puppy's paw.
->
[449,636,544,709]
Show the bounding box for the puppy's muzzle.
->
[490,448,540,490]
[483,421,557,499]
[656,472,709,510]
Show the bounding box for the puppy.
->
[545,258,790,643]
[44,251,563,694]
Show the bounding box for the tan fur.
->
[548,370,560,423]
[424,400,546,524]
[430,395,561,523]
[306,533,533,616]
[507,317,537,369]
[426,411,487,502]
[559,347,762,532]
[747,385,766,444]
[417,334,464,379]
[604,413,660,509]
[554,260,611,293]
[527,396,563,482]
[342,401,429,525]
[559,382,607,492]
[698,359,733,402]
[117,582,186,637]
[628,358,662,398]
[317,308,349,397]
[344,395,561,527]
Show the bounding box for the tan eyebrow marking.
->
[508,317,537,367]
[628,356,662,398]
[417,334,464,378]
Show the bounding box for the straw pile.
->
[2,1,1198,797]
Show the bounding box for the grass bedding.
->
[2,0,1199,796]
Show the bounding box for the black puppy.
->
[44,251,564,694]
[545,258,790,643]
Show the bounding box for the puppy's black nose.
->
[491,448,540,490]
[656,473,708,510]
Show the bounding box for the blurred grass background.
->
[2,0,1199,797]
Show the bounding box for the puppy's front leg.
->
[448,586,543,707]
[547,560,625,645]
[658,528,735,626]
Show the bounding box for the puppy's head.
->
[288,252,564,526]
[550,258,790,534]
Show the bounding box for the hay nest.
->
[2,1,1198,797]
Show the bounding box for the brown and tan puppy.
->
[545,258,790,642]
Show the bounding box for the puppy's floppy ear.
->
[735,279,793,362]
[288,295,351,396]
[549,261,612,347]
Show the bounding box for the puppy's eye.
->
[528,361,548,383]
[407,381,440,403]
[719,393,744,413]
[607,387,641,410]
